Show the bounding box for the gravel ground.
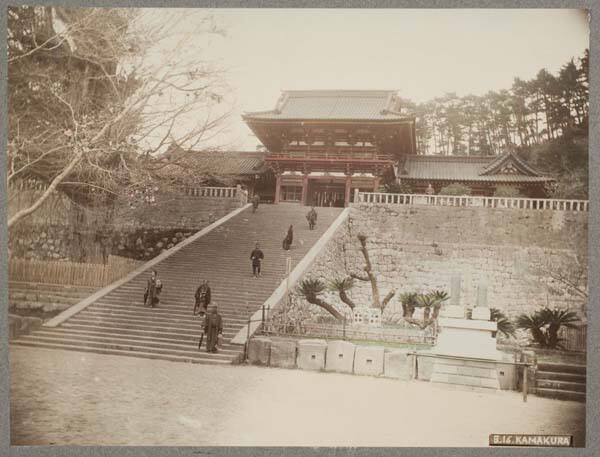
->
[10,346,586,447]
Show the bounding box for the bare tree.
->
[297,224,396,321]
[7,7,232,229]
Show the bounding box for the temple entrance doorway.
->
[308,181,345,207]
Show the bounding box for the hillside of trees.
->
[404,50,588,156]
[401,50,588,199]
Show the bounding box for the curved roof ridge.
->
[405,154,494,162]
[481,150,545,176]
[282,89,397,96]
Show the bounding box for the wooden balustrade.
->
[356,192,589,212]
[183,186,240,198]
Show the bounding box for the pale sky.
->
[144,8,589,151]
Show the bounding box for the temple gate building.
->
[243,90,417,206]
[243,90,552,204]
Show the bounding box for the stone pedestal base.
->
[297,339,327,371]
[353,346,384,376]
[247,337,271,365]
[430,358,501,390]
[325,340,355,373]
[270,338,297,369]
[434,318,503,360]
[384,350,412,380]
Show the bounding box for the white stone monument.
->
[433,278,501,360]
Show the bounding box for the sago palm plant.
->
[490,307,516,338]
[399,292,419,318]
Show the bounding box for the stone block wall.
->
[292,204,588,321]
[9,189,244,262]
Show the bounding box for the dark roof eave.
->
[243,117,415,124]
[399,176,555,183]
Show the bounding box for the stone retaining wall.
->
[292,204,587,321]
[9,191,243,262]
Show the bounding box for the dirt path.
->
[10,346,585,446]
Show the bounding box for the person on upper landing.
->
[306,207,317,230]
[250,242,264,278]
[282,225,293,250]
[251,194,260,213]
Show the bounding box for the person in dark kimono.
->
[282,224,293,250]
[252,194,260,213]
[306,207,317,230]
[250,242,264,278]
[204,306,223,353]
[144,270,162,307]
[193,280,211,315]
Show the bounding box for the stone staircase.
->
[536,362,586,402]
[11,204,344,365]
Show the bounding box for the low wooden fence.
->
[355,191,589,212]
[262,318,436,345]
[558,324,587,352]
[9,255,144,288]
[182,185,248,205]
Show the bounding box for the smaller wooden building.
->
[157,146,274,197]
[397,151,554,197]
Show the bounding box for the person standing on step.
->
[144,270,163,307]
[250,242,264,278]
[204,305,223,353]
[251,193,260,213]
[193,279,211,315]
[282,224,293,250]
[306,207,317,230]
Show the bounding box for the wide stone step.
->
[65,317,241,338]
[36,327,230,347]
[85,307,253,324]
[536,370,586,383]
[536,379,586,393]
[10,340,236,365]
[537,362,586,375]
[104,289,281,303]
[81,307,250,324]
[73,311,245,332]
[79,305,250,321]
[535,387,586,402]
[16,332,240,356]
[60,321,238,340]
[92,300,260,315]
[86,301,255,316]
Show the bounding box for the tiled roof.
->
[159,150,268,178]
[243,90,411,121]
[399,154,553,183]
[481,151,542,176]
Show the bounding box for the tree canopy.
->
[7,6,230,228]
[404,50,588,157]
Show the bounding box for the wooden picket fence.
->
[9,255,143,288]
[558,324,587,352]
